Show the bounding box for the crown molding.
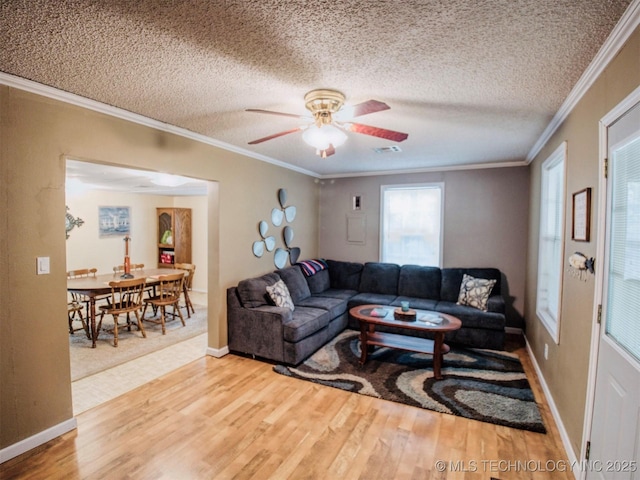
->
[0,72,321,178]
[526,0,640,164]
[319,160,529,179]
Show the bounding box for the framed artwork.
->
[99,206,131,237]
[572,188,591,242]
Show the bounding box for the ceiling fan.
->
[246,89,409,158]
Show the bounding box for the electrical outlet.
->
[544,343,549,360]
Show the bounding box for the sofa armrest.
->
[227,287,293,362]
[487,295,505,314]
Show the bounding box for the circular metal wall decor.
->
[278,188,287,208]
[264,236,276,251]
[252,241,265,257]
[259,220,269,237]
[284,205,296,223]
[251,187,302,267]
[271,208,284,227]
[274,248,288,269]
[289,247,301,264]
[283,226,294,247]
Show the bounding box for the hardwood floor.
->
[1,336,574,480]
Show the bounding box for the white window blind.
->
[536,143,566,343]
[606,134,640,361]
[380,183,443,266]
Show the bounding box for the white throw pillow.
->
[266,279,295,311]
[457,274,496,312]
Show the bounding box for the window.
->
[380,183,443,266]
[536,142,566,343]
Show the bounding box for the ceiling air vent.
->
[373,145,402,154]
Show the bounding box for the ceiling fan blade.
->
[246,108,308,120]
[248,127,303,145]
[339,99,390,119]
[317,144,336,158]
[347,123,409,142]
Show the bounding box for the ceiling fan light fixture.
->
[302,124,347,150]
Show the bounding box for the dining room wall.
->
[65,190,209,292]
[0,85,319,454]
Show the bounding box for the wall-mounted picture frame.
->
[99,206,131,237]
[572,188,591,242]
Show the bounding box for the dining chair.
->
[67,299,90,338]
[141,272,185,334]
[174,263,196,318]
[113,263,145,273]
[97,277,147,347]
[67,268,98,337]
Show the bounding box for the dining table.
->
[67,268,186,348]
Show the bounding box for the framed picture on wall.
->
[99,206,131,237]
[572,188,591,242]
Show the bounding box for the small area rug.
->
[69,304,207,381]
[274,330,546,433]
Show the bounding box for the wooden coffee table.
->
[349,304,462,380]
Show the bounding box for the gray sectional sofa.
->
[227,259,506,365]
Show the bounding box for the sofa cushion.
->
[266,279,295,311]
[435,301,505,331]
[359,262,400,295]
[276,266,311,303]
[397,265,441,300]
[457,274,496,311]
[441,268,501,303]
[306,269,331,294]
[313,288,359,301]
[391,296,439,312]
[236,272,281,308]
[282,307,331,342]
[326,259,364,290]
[348,292,397,308]
[296,296,348,319]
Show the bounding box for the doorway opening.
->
[65,158,215,414]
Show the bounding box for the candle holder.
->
[121,236,134,278]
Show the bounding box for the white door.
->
[588,100,640,479]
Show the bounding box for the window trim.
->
[379,182,445,267]
[536,141,567,344]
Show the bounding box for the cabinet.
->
[157,208,192,268]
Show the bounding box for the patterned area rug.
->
[274,330,546,433]
[69,304,207,381]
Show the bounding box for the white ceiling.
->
[1,0,635,177]
[66,160,209,196]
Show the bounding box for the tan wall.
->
[317,167,530,328]
[0,87,319,449]
[525,26,640,454]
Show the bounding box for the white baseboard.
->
[0,417,77,464]
[524,336,580,480]
[206,345,229,358]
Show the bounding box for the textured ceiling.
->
[0,0,633,176]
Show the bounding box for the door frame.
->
[581,85,640,478]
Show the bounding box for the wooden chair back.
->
[113,263,145,273]
[153,273,185,305]
[67,268,98,278]
[67,268,99,304]
[105,277,147,314]
[174,263,196,290]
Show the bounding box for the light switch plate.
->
[36,256,50,275]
